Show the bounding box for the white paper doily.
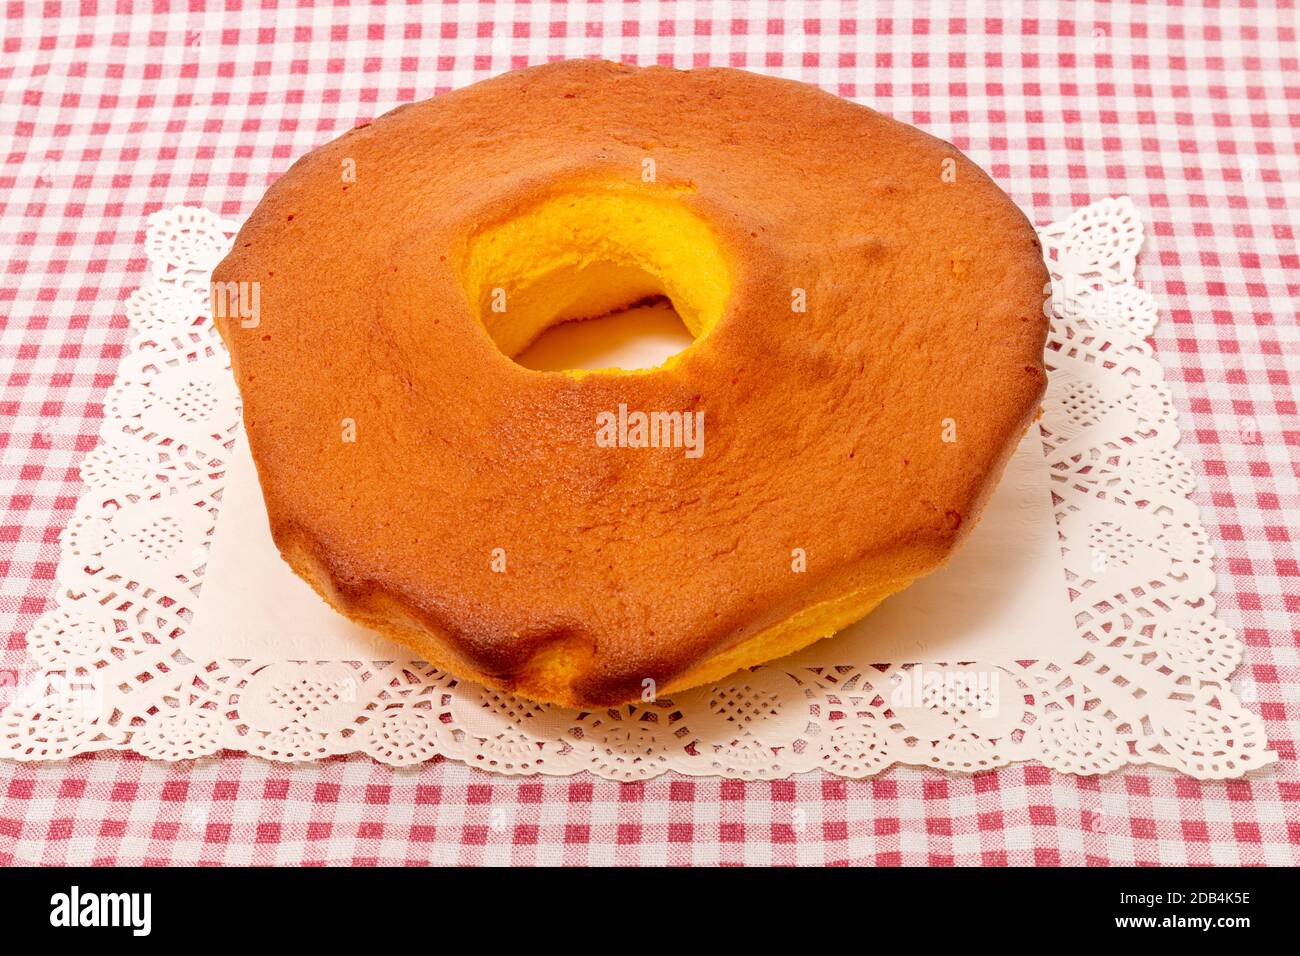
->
[0,198,1276,779]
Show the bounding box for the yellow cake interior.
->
[463,189,732,372]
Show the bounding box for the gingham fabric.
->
[1,0,1297,867]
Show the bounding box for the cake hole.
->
[514,298,694,372]
[463,188,731,374]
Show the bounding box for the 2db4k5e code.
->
[1184,893,1251,905]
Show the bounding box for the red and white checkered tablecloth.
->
[1,0,1297,867]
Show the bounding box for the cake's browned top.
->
[213,60,1048,706]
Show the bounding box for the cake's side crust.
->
[280,531,943,708]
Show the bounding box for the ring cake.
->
[213,60,1049,708]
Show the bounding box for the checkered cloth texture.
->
[1,0,1297,866]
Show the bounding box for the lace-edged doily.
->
[0,199,1275,779]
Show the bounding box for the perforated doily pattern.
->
[0,200,1275,779]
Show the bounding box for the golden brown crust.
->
[213,60,1049,708]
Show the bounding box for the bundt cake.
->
[212,60,1048,708]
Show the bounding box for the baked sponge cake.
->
[212,60,1049,708]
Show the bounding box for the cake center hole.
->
[514,296,695,372]
[463,189,731,373]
